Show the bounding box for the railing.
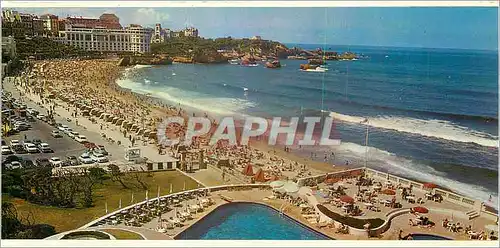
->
[364,167,497,218]
[296,167,365,186]
[79,183,270,229]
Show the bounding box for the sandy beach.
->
[16,59,346,182]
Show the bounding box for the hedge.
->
[316,204,385,229]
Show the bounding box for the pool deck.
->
[86,185,497,240]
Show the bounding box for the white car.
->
[9,139,20,147]
[75,135,87,143]
[49,157,63,167]
[91,153,109,163]
[64,128,74,135]
[36,114,46,121]
[78,153,94,164]
[24,143,38,153]
[57,124,69,131]
[1,145,13,155]
[38,143,53,153]
[68,131,79,139]
[8,161,22,169]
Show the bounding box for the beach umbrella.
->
[105,201,108,214]
[119,198,122,209]
[283,181,300,194]
[183,181,186,191]
[270,181,285,189]
[242,164,254,176]
[170,183,173,194]
[423,183,438,189]
[253,168,267,182]
[131,192,134,203]
[340,195,354,204]
[412,206,429,214]
[381,189,396,195]
[146,190,149,207]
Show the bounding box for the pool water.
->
[411,234,452,240]
[175,202,331,240]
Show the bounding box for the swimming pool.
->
[411,234,452,240]
[175,202,331,240]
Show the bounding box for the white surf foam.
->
[116,78,255,117]
[335,142,498,210]
[329,111,498,147]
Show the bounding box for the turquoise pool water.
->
[411,234,452,240]
[175,202,331,240]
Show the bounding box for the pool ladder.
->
[279,203,286,216]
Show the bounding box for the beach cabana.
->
[412,206,429,214]
[381,189,396,195]
[242,164,254,176]
[253,169,266,182]
[340,195,354,204]
[217,159,231,168]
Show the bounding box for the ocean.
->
[117,45,499,208]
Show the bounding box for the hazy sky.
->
[16,7,498,50]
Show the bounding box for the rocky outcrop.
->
[118,55,172,66]
[192,49,227,64]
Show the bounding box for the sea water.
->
[117,45,498,208]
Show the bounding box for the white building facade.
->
[56,25,152,53]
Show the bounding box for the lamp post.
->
[364,118,369,169]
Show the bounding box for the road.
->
[3,80,125,164]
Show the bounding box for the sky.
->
[15,7,499,50]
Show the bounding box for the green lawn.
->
[101,229,144,240]
[3,170,200,233]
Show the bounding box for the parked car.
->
[51,130,62,138]
[75,135,88,143]
[9,139,20,147]
[96,145,109,156]
[64,128,74,135]
[66,155,79,166]
[91,152,109,163]
[7,161,22,170]
[38,143,53,153]
[78,153,94,164]
[57,124,69,132]
[1,145,13,155]
[68,131,79,139]
[49,157,63,167]
[36,114,47,121]
[32,139,42,146]
[24,143,38,153]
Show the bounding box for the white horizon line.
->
[2,1,499,8]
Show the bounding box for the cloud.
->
[129,8,169,26]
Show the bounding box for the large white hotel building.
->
[54,14,152,53]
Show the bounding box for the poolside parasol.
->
[253,168,266,182]
[412,206,429,214]
[242,164,254,176]
[340,195,354,204]
[423,183,438,189]
[270,180,285,189]
[381,189,396,195]
[283,181,300,194]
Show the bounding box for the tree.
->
[1,202,56,239]
[108,164,128,189]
